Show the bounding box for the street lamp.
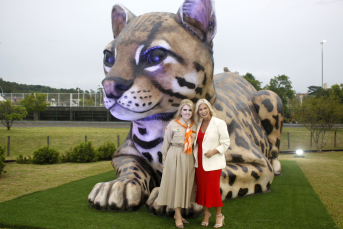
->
[320,40,326,88]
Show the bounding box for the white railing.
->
[1,93,104,107]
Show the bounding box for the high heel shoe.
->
[174,215,189,224]
[201,211,211,226]
[175,219,184,228]
[214,214,225,228]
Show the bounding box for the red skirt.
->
[195,129,223,208]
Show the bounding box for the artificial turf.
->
[0,161,337,228]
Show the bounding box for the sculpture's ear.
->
[111,4,136,39]
[175,0,217,44]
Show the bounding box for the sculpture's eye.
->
[103,50,115,67]
[148,49,167,64]
[141,47,168,67]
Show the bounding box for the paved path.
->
[14,121,131,128]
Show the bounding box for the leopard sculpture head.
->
[102,2,216,121]
[89,0,283,214]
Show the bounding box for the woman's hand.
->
[204,149,219,158]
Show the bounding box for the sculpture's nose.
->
[102,77,133,99]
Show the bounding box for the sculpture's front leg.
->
[88,155,158,211]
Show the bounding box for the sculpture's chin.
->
[110,103,156,121]
[110,104,177,122]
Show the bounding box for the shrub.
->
[16,154,32,164]
[0,145,6,176]
[97,142,116,161]
[65,141,98,163]
[60,150,71,163]
[32,146,60,164]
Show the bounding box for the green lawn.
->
[0,126,342,227]
[280,127,343,151]
[0,160,337,228]
[279,152,343,228]
[0,127,130,160]
[1,126,342,160]
[0,161,114,203]
[1,126,342,161]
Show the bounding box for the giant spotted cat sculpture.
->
[88,0,283,216]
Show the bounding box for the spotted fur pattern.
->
[88,0,283,216]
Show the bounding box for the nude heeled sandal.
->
[214,214,225,228]
[201,211,211,226]
[175,220,184,229]
[174,215,189,224]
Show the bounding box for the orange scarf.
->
[176,119,194,155]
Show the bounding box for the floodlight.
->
[296,150,303,155]
[295,150,305,158]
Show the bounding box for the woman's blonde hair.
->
[173,99,195,122]
[194,99,216,123]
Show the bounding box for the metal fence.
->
[280,130,343,152]
[1,93,105,107]
[4,134,127,159]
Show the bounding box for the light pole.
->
[98,85,103,106]
[77,88,79,106]
[78,80,81,107]
[320,40,326,88]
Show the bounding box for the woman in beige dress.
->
[157,99,197,229]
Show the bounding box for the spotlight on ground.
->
[295,150,305,158]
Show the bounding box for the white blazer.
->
[193,116,230,171]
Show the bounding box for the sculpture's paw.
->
[88,178,148,211]
[146,187,203,217]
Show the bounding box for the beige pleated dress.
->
[156,118,197,208]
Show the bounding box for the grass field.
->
[0,153,342,228]
[281,127,343,151]
[280,152,343,228]
[1,126,342,160]
[0,127,130,160]
[0,160,338,228]
[0,161,114,202]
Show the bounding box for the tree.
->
[80,97,95,106]
[20,93,50,120]
[0,100,27,130]
[308,85,329,98]
[290,95,343,152]
[264,74,295,120]
[329,84,343,103]
[242,72,262,91]
[0,78,81,93]
[307,84,343,103]
[308,85,322,94]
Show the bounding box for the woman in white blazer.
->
[193,99,230,228]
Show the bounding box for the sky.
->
[0,0,342,93]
